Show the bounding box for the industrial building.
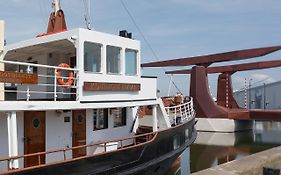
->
[234,80,281,110]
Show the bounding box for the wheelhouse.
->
[1,28,155,103]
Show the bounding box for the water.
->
[166,121,281,175]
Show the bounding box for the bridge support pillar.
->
[217,73,241,109]
[190,66,227,118]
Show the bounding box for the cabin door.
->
[72,110,86,158]
[24,111,46,167]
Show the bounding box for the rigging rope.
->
[119,0,183,95]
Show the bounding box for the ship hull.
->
[8,119,196,175]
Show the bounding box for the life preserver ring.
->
[56,63,74,87]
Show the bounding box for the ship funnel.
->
[37,0,67,37]
[0,20,4,54]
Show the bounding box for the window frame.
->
[125,48,138,76]
[106,45,122,75]
[83,41,103,74]
[93,109,109,131]
[111,108,127,128]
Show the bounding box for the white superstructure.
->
[0,27,185,171]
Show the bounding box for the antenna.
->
[83,0,92,30]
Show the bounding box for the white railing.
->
[165,97,195,125]
[0,60,79,101]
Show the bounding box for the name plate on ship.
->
[0,71,38,84]
[84,82,141,92]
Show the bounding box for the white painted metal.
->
[0,24,197,173]
[0,20,4,54]
[0,100,160,112]
[2,29,156,104]
[0,113,8,171]
[53,0,61,14]
[0,20,4,101]
[152,105,158,131]
[132,107,140,133]
[165,98,194,125]
[7,112,19,169]
[157,99,171,128]
[0,60,78,71]
[46,111,72,163]
[0,60,79,101]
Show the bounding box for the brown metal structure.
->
[47,10,67,34]
[37,9,67,37]
[165,59,281,74]
[142,46,281,120]
[166,59,281,108]
[217,73,240,108]
[141,46,281,67]
[190,66,227,118]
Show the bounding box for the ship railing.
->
[0,60,79,101]
[0,132,156,173]
[165,97,194,125]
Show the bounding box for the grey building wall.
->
[233,81,281,110]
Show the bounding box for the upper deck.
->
[0,29,157,110]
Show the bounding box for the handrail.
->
[165,97,194,125]
[0,60,78,71]
[0,60,79,101]
[0,132,157,172]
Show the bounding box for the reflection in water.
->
[166,121,281,174]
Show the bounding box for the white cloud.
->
[250,73,275,85]
[233,73,275,91]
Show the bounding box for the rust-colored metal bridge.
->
[142,45,281,121]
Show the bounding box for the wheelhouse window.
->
[125,49,137,75]
[106,46,121,74]
[93,109,108,130]
[84,42,102,73]
[110,108,127,127]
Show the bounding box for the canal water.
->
[166,121,281,175]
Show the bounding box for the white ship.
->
[0,1,196,174]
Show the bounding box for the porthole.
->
[78,115,83,124]
[32,118,40,128]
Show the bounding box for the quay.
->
[191,146,281,175]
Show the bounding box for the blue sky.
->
[1,0,281,97]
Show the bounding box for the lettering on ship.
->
[0,71,38,84]
[84,82,141,92]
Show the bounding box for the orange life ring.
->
[56,63,74,87]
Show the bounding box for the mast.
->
[84,0,92,30]
[0,20,4,55]
[53,0,61,14]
